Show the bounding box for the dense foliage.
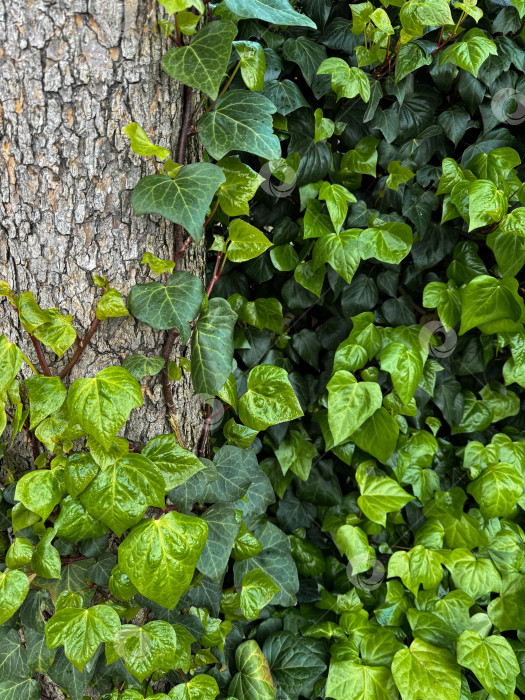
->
[2,0,525,697]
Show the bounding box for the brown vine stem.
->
[161,329,186,448]
[59,317,100,379]
[198,403,212,458]
[161,82,195,448]
[29,335,52,376]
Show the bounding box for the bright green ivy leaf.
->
[456,630,520,700]
[317,58,370,102]
[123,123,170,160]
[25,375,66,429]
[227,219,272,262]
[67,367,142,450]
[440,29,498,78]
[217,157,264,216]
[239,365,303,431]
[45,605,121,672]
[118,511,208,609]
[223,0,316,28]
[234,41,266,91]
[356,463,414,526]
[327,370,382,446]
[391,638,461,700]
[0,569,29,625]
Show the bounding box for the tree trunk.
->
[0,0,205,457]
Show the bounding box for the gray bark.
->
[0,0,205,458]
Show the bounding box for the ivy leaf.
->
[400,0,454,38]
[122,123,170,160]
[96,289,129,322]
[131,165,226,242]
[358,220,413,264]
[317,59,370,102]
[67,367,142,450]
[25,375,66,429]
[198,502,240,583]
[327,370,382,446]
[199,91,280,160]
[118,511,208,609]
[203,445,255,502]
[234,41,266,92]
[16,292,76,358]
[5,537,33,569]
[459,275,523,335]
[169,675,220,700]
[240,569,280,619]
[312,229,361,284]
[385,161,415,190]
[326,662,397,700]
[262,80,310,115]
[217,157,264,216]
[0,679,40,700]
[351,407,400,464]
[0,569,29,626]
[141,251,175,276]
[227,219,272,263]
[395,44,432,84]
[457,630,519,700]
[228,640,277,699]
[223,0,316,28]
[111,620,183,682]
[380,342,425,405]
[54,496,107,542]
[467,463,523,518]
[356,464,414,526]
[440,29,498,78]
[31,529,61,579]
[45,605,121,672]
[162,21,238,100]
[314,108,335,143]
[422,281,461,331]
[0,335,23,394]
[79,454,166,536]
[142,434,205,492]
[442,549,501,599]
[15,469,63,522]
[128,270,204,342]
[239,365,303,431]
[282,37,327,84]
[122,355,165,381]
[318,183,357,232]
[191,298,237,397]
[392,638,461,700]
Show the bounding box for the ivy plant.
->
[2,0,525,698]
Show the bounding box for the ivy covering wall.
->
[2,0,525,698]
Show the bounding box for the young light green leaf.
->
[234,41,266,92]
[96,289,129,322]
[118,511,208,609]
[457,630,519,700]
[67,367,143,450]
[0,569,29,625]
[15,469,63,522]
[25,375,66,429]
[439,29,498,78]
[327,370,382,446]
[227,219,272,262]
[0,335,23,394]
[240,569,280,619]
[317,59,370,102]
[45,605,121,672]
[169,675,220,700]
[217,157,264,216]
[123,123,170,160]
[358,220,413,264]
[391,638,461,700]
[79,454,165,536]
[239,365,303,431]
[356,464,414,526]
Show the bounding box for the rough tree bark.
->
[0,0,205,458]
